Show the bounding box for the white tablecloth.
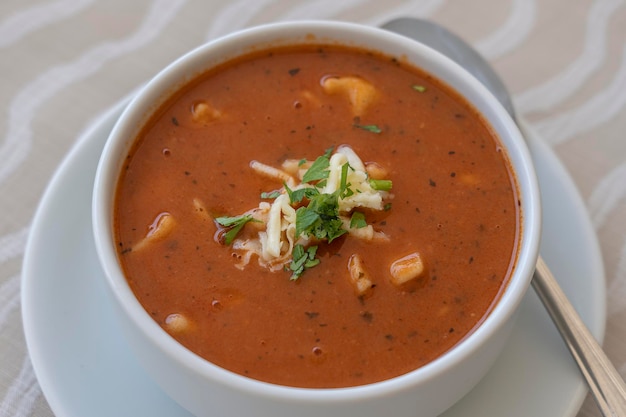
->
[1,1,625,416]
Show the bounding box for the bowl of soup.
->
[93,20,540,417]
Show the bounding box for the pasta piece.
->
[321,76,377,116]
[191,101,221,123]
[192,198,213,223]
[347,254,374,297]
[365,161,388,180]
[132,212,175,251]
[164,313,191,333]
[389,252,425,286]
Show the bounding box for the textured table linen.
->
[1,1,625,416]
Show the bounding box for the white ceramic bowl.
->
[93,20,541,417]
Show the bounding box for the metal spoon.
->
[382,17,626,417]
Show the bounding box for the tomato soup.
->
[114,44,520,388]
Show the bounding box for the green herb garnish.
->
[260,190,281,199]
[289,244,320,280]
[339,162,354,199]
[302,155,331,183]
[293,157,357,243]
[369,179,393,191]
[285,183,320,204]
[350,211,367,229]
[354,124,382,134]
[412,84,427,92]
[295,191,347,243]
[215,214,259,245]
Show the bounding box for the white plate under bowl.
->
[22,101,605,417]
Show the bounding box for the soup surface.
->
[114,44,519,388]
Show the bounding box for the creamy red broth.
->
[114,44,520,388]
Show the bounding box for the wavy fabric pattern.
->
[589,163,626,230]
[362,0,445,26]
[0,227,28,264]
[0,0,96,48]
[515,0,624,114]
[278,0,366,21]
[0,355,40,417]
[205,0,278,40]
[475,0,537,59]
[1,1,625,417]
[589,162,626,316]
[0,0,188,185]
[531,43,626,145]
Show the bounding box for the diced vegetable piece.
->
[389,252,425,286]
[347,253,374,296]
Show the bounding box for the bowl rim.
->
[92,19,541,402]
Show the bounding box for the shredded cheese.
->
[218,145,401,293]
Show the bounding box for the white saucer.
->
[22,102,606,417]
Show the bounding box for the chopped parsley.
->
[295,192,347,243]
[353,123,382,134]
[289,244,320,280]
[412,84,427,92]
[290,153,354,245]
[260,190,281,199]
[301,147,333,183]
[215,214,259,245]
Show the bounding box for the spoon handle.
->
[532,255,626,416]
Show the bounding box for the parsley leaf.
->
[354,124,382,134]
[285,183,319,204]
[412,84,427,92]
[295,191,347,243]
[295,207,321,237]
[260,190,281,199]
[289,244,320,280]
[215,214,259,245]
[302,154,331,183]
[285,185,307,204]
